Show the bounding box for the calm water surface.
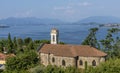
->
[0,24,111,44]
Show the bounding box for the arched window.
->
[62,60,65,66]
[92,60,96,66]
[79,60,83,65]
[52,57,55,63]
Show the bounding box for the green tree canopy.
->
[5,51,39,72]
[86,59,120,73]
[81,28,100,49]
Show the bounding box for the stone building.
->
[38,28,107,68]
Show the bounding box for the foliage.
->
[13,37,17,49]
[27,41,35,50]
[0,41,4,52]
[86,59,120,73]
[1,28,120,73]
[84,61,88,73]
[65,66,81,73]
[0,39,8,53]
[7,33,14,53]
[17,38,23,49]
[30,65,83,73]
[112,37,120,58]
[30,65,45,73]
[24,37,32,45]
[82,28,120,59]
[3,70,29,73]
[81,28,100,49]
[100,28,120,58]
[5,50,39,72]
[59,42,65,44]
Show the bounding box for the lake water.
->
[0,24,113,44]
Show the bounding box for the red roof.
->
[39,44,107,57]
[0,53,15,60]
[0,53,6,60]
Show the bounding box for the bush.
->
[86,59,120,73]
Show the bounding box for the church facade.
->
[38,28,107,68]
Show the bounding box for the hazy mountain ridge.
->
[1,16,120,26]
[76,16,120,24]
[0,17,66,26]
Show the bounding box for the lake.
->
[0,24,114,44]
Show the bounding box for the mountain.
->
[1,16,120,26]
[0,17,66,26]
[76,16,120,24]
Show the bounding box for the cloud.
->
[52,1,92,19]
[64,9,75,15]
[78,2,92,7]
[14,10,33,17]
[68,2,92,7]
[53,6,72,10]
[53,5,75,16]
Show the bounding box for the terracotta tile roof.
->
[39,44,107,57]
[0,53,15,60]
[0,53,6,60]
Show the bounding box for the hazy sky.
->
[0,0,120,22]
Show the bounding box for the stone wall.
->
[40,53,106,68]
[77,56,105,68]
[40,53,48,66]
[40,53,75,67]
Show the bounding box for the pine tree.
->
[7,33,14,53]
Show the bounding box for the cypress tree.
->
[7,33,14,53]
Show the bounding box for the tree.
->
[100,28,120,58]
[30,65,45,73]
[7,33,14,53]
[24,37,32,45]
[112,37,120,58]
[17,38,23,50]
[13,37,17,48]
[0,41,4,52]
[81,28,100,49]
[13,37,17,54]
[0,39,8,53]
[86,59,120,73]
[27,41,35,50]
[5,51,39,72]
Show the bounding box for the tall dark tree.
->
[27,41,34,50]
[0,41,4,52]
[13,37,17,49]
[81,28,100,49]
[24,37,32,45]
[13,37,17,54]
[7,33,14,53]
[17,38,23,52]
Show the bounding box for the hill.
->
[1,16,120,26]
[0,17,66,26]
[76,16,120,24]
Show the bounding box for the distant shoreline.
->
[0,26,10,28]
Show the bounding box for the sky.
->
[0,0,120,22]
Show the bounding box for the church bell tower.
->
[51,28,59,44]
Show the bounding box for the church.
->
[38,28,107,68]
